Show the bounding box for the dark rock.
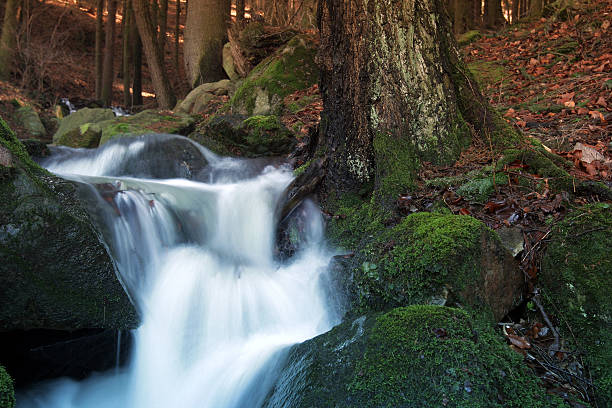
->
[20,139,50,159]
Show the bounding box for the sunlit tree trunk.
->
[318,0,512,207]
[132,0,176,107]
[0,0,19,79]
[101,0,118,106]
[183,0,227,87]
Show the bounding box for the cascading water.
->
[18,134,339,408]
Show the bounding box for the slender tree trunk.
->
[0,0,19,80]
[158,0,168,54]
[183,0,227,87]
[511,0,519,23]
[484,0,505,28]
[529,0,543,17]
[101,0,118,106]
[174,0,180,73]
[453,0,468,34]
[95,0,105,98]
[318,0,510,207]
[123,0,133,106]
[236,0,245,23]
[132,0,176,108]
[132,30,143,106]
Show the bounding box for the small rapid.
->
[19,135,338,408]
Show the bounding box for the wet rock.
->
[53,108,115,147]
[15,105,46,138]
[263,306,560,407]
[497,227,524,257]
[20,139,50,159]
[0,117,137,331]
[97,110,195,146]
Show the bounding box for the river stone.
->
[263,305,560,407]
[15,105,46,138]
[53,108,114,147]
[0,117,137,330]
[97,110,196,145]
[222,42,239,81]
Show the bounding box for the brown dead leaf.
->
[589,110,605,122]
[507,334,531,349]
[596,96,608,107]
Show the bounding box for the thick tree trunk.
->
[123,0,133,106]
[95,0,105,98]
[132,0,176,108]
[183,0,227,87]
[101,0,118,106]
[0,0,19,80]
[484,0,505,28]
[529,0,543,17]
[158,0,168,54]
[318,0,510,207]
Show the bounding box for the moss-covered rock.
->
[230,34,318,116]
[97,110,195,146]
[0,117,137,330]
[264,305,565,408]
[0,365,15,408]
[540,203,612,405]
[175,79,232,114]
[190,114,295,157]
[15,105,46,138]
[327,202,522,320]
[53,108,115,147]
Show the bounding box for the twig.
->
[532,290,560,357]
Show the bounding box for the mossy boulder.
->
[190,114,295,157]
[0,365,15,408]
[175,79,232,114]
[540,203,612,405]
[327,204,522,320]
[264,305,564,407]
[0,117,137,330]
[15,105,46,138]
[53,108,115,147]
[97,110,195,146]
[230,34,318,116]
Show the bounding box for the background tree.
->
[101,0,118,106]
[184,0,228,87]
[0,0,20,80]
[132,0,176,107]
[317,0,514,208]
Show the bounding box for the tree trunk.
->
[95,0,105,98]
[174,0,180,72]
[236,0,245,23]
[453,0,469,34]
[0,0,19,80]
[123,0,133,106]
[158,0,168,54]
[183,0,227,87]
[101,0,118,106]
[511,0,519,23]
[132,0,176,108]
[529,0,543,17]
[318,0,511,207]
[484,0,505,28]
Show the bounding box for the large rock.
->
[263,305,562,407]
[53,108,115,147]
[15,105,46,138]
[190,114,295,157]
[230,34,318,116]
[175,80,232,114]
[0,365,15,408]
[222,43,239,81]
[0,117,137,330]
[98,110,195,146]
[327,208,522,320]
[540,203,612,406]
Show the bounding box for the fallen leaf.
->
[596,96,608,107]
[589,110,605,122]
[459,208,471,215]
[507,334,531,349]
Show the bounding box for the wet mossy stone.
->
[191,114,295,157]
[0,365,15,408]
[15,105,46,138]
[264,305,566,408]
[327,206,522,320]
[0,117,137,330]
[230,34,318,116]
[53,108,114,147]
[97,110,195,146]
[540,203,612,406]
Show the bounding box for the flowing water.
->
[18,134,338,408]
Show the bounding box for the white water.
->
[19,135,337,408]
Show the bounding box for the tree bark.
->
[101,0,118,106]
[484,0,505,28]
[236,0,245,23]
[0,0,19,80]
[158,0,168,54]
[123,0,132,106]
[511,0,519,23]
[95,0,105,98]
[183,0,227,87]
[529,0,543,17]
[174,0,180,72]
[318,0,510,207]
[132,0,176,108]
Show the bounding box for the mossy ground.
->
[540,203,612,405]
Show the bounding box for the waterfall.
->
[19,135,338,408]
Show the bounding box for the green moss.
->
[349,306,566,408]
[456,173,509,203]
[98,110,195,145]
[468,61,507,85]
[540,203,612,405]
[293,159,313,177]
[458,30,482,46]
[0,366,15,408]
[230,35,318,116]
[243,115,280,131]
[496,148,574,191]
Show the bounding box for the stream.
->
[18,134,338,407]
